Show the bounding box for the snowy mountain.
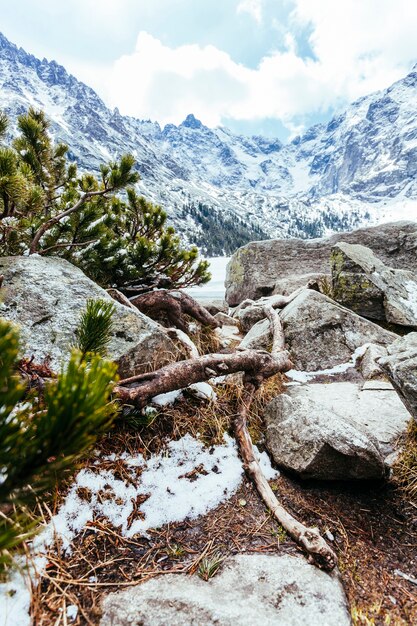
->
[0,32,416,253]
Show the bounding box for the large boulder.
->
[264,382,411,480]
[378,333,417,421]
[225,221,417,305]
[331,242,417,326]
[100,554,351,626]
[0,256,176,376]
[240,289,397,371]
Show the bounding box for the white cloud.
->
[237,0,263,23]
[72,1,417,135]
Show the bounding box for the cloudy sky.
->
[2,0,417,140]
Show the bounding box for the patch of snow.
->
[286,344,370,383]
[0,431,279,625]
[41,434,278,550]
[66,604,78,621]
[188,382,217,401]
[152,389,183,406]
[0,554,47,626]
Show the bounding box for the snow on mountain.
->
[0,32,416,253]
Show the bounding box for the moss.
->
[227,254,245,285]
[330,249,375,304]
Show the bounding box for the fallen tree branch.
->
[107,288,137,310]
[130,289,221,334]
[234,380,337,571]
[114,293,337,570]
[114,349,291,407]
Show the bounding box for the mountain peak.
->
[181,113,204,129]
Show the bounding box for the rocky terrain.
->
[1,220,417,625]
[1,32,417,253]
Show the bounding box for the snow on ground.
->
[285,344,370,383]
[45,433,276,546]
[0,434,278,625]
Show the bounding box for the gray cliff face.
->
[1,32,417,253]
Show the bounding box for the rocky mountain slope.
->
[0,32,416,253]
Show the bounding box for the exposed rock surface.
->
[272,272,327,297]
[193,297,228,315]
[359,343,388,379]
[378,333,417,421]
[240,289,397,370]
[225,221,417,305]
[100,554,351,626]
[265,382,410,480]
[214,311,239,326]
[331,242,417,326]
[0,256,176,376]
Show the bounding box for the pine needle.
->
[74,298,115,359]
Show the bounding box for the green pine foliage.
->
[181,201,268,256]
[0,107,210,290]
[74,298,115,359]
[0,318,118,575]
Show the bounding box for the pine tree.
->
[0,108,210,290]
[0,318,118,575]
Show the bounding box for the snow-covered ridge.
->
[0,31,416,252]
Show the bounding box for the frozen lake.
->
[186,257,229,301]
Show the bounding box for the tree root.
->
[114,294,338,570]
[235,381,337,571]
[130,289,221,334]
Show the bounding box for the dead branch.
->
[255,286,306,310]
[130,289,221,334]
[234,380,337,571]
[113,291,337,570]
[114,349,291,407]
[264,305,285,355]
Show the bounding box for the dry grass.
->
[118,372,284,458]
[393,419,417,504]
[190,322,221,355]
[31,462,417,626]
[25,352,416,626]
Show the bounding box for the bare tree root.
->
[107,289,200,358]
[107,288,137,310]
[114,299,338,570]
[114,349,292,407]
[129,289,221,334]
[234,380,337,571]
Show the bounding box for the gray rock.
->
[193,297,228,315]
[226,221,417,305]
[265,382,410,479]
[378,333,417,421]
[273,272,328,296]
[359,343,388,379]
[281,289,397,371]
[240,290,397,370]
[100,554,351,626]
[214,311,239,326]
[331,242,417,326]
[239,317,271,350]
[0,256,176,377]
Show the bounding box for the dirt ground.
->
[32,411,417,626]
